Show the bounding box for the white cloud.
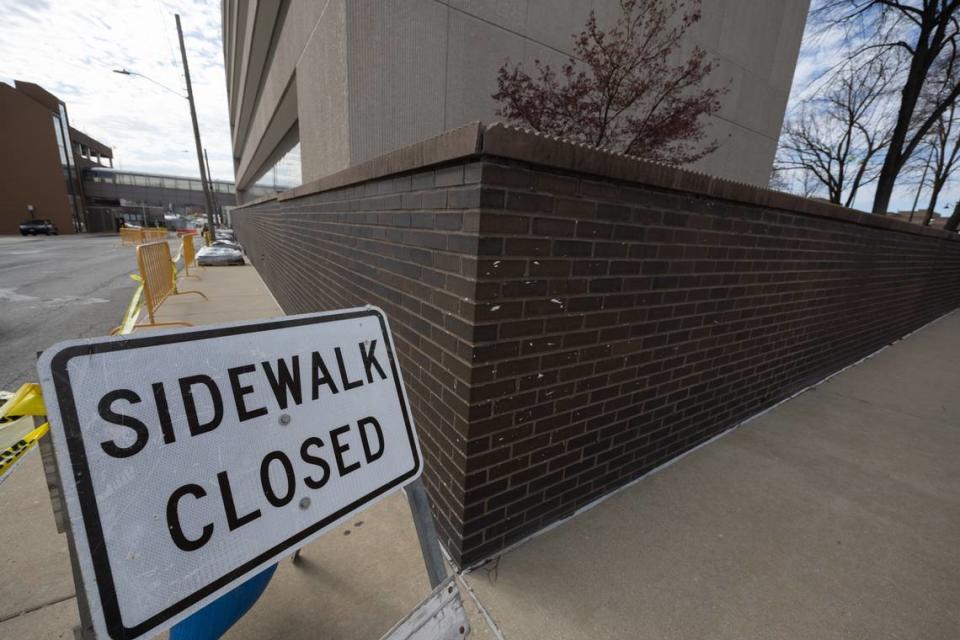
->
[0,0,234,181]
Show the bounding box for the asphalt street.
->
[0,234,139,391]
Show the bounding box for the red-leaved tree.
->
[492,0,726,164]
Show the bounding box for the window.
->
[52,115,67,165]
[253,141,301,193]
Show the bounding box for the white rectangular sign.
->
[38,308,422,640]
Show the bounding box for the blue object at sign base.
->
[170,564,278,640]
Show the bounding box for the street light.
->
[111,13,216,235]
[112,69,186,99]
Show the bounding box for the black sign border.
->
[48,309,421,639]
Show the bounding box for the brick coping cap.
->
[235,122,958,242]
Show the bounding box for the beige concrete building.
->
[221,0,810,199]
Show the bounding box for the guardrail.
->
[135,241,207,330]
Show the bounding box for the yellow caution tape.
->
[0,383,44,422]
[0,384,49,482]
[111,274,145,336]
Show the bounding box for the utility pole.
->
[176,13,216,234]
[204,148,221,224]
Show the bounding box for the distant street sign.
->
[38,308,422,640]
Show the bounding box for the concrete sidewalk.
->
[461,311,960,640]
[2,261,958,639]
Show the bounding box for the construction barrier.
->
[136,241,207,330]
[0,383,48,483]
[119,227,142,246]
[119,227,168,246]
[143,228,168,242]
[181,232,200,278]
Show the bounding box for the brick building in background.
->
[220,0,810,200]
[0,80,112,235]
[232,124,960,566]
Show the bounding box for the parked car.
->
[19,219,58,236]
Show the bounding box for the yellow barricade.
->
[182,233,200,278]
[136,241,207,330]
[143,228,168,242]
[0,383,49,482]
[119,228,167,247]
[119,228,142,246]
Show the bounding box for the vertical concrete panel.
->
[717,1,786,82]
[234,0,333,185]
[444,10,525,128]
[523,0,618,54]
[447,0,528,28]
[298,0,350,180]
[345,0,447,166]
[771,0,813,92]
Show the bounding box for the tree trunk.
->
[923,182,943,225]
[946,200,960,231]
[871,27,933,215]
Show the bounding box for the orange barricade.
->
[135,241,207,329]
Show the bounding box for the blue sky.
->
[781,11,953,215]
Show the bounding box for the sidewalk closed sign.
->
[38,308,423,639]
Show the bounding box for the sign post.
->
[38,308,433,640]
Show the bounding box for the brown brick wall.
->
[235,148,960,568]
[233,161,485,560]
[457,159,960,564]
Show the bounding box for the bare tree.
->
[776,58,893,207]
[815,0,960,215]
[913,102,960,223]
[946,195,960,229]
[768,161,792,191]
[492,0,726,164]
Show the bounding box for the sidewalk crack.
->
[0,593,76,624]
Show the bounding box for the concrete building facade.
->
[0,81,113,235]
[221,0,810,199]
